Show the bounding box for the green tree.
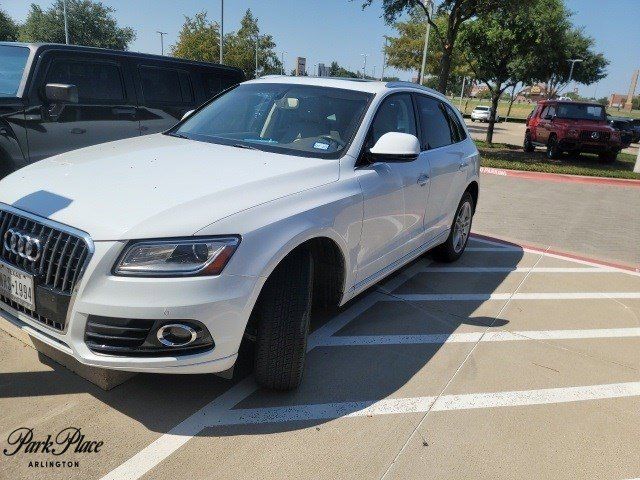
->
[0,9,19,41]
[459,0,543,143]
[171,11,221,63]
[223,9,281,79]
[19,0,135,50]
[328,61,359,78]
[360,0,514,94]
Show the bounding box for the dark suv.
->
[0,42,244,177]
[523,100,622,162]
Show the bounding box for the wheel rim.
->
[452,201,472,253]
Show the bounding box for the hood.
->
[0,134,340,240]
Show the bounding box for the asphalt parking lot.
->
[1,175,640,480]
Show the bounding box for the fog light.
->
[157,324,198,347]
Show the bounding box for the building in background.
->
[296,57,307,76]
[515,83,549,103]
[608,93,627,109]
[318,63,330,77]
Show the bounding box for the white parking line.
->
[383,292,640,301]
[202,382,640,426]
[420,267,618,273]
[316,327,640,346]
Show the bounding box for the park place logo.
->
[3,427,104,469]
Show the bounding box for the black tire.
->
[254,248,313,391]
[433,192,474,263]
[546,135,561,159]
[598,151,617,163]
[523,131,535,152]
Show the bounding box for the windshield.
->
[475,106,489,111]
[555,103,605,121]
[0,45,29,97]
[172,83,373,158]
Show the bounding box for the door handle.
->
[69,128,86,135]
[113,107,136,116]
[417,173,429,186]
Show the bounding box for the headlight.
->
[114,236,240,277]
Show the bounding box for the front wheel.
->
[253,248,313,391]
[546,136,561,159]
[433,192,474,263]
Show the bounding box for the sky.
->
[2,0,638,98]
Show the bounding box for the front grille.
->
[580,130,610,142]
[0,208,91,330]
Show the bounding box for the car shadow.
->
[0,239,523,437]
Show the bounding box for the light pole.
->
[281,51,287,75]
[219,0,224,64]
[62,0,69,44]
[380,38,387,81]
[361,53,368,79]
[566,58,583,94]
[419,0,433,85]
[157,31,167,56]
[458,76,466,110]
[255,34,259,78]
[372,65,376,79]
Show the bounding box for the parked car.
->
[607,116,635,147]
[0,42,244,178]
[630,119,640,143]
[523,100,622,162]
[470,105,499,123]
[0,77,479,390]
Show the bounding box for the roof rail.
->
[385,81,444,97]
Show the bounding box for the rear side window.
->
[139,66,194,104]
[444,104,467,142]
[415,95,453,150]
[46,60,124,102]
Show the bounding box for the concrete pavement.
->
[1,175,640,480]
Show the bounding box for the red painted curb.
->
[470,232,640,273]
[479,166,640,188]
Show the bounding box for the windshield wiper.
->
[168,132,189,139]
[231,143,259,150]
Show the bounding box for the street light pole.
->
[419,0,433,85]
[361,53,367,79]
[62,0,70,44]
[566,58,583,94]
[380,38,387,81]
[219,0,224,64]
[458,76,466,110]
[156,31,167,56]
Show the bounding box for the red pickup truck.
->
[524,100,622,162]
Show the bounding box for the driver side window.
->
[368,94,417,147]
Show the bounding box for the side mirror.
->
[369,132,421,162]
[182,109,195,121]
[45,83,78,104]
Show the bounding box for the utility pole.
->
[62,0,70,44]
[281,51,287,75]
[157,31,167,56]
[458,76,466,110]
[380,38,387,81]
[566,58,583,94]
[219,0,224,64]
[419,0,433,85]
[361,53,368,79]
[255,34,259,78]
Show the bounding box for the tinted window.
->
[416,95,453,150]
[47,60,124,102]
[139,66,194,104]
[369,94,416,145]
[444,104,467,142]
[556,103,605,120]
[175,83,372,159]
[0,45,29,96]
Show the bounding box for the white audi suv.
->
[0,76,479,390]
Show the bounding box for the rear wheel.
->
[546,135,561,159]
[433,192,474,263]
[254,248,313,391]
[523,132,535,152]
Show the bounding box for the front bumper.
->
[0,240,262,374]
[558,139,621,153]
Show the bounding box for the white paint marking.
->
[201,382,640,426]
[316,328,640,346]
[420,266,617,273]
[383,292,640,301]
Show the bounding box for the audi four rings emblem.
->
[3,228,42,262]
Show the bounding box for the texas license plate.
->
[0,260,36,310]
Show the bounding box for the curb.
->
[479,166,640,188]
[471,232,640,273]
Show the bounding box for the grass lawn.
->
[451,97,640,121]
[476,140,640,180]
